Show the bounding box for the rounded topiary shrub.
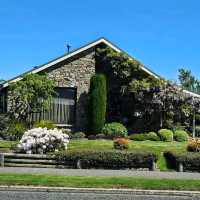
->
[102,122,128,139]
[147,132,160,141]
[174,130,188,142]
[158,129,173,142]
[71,132,86,139]
[113,138,129,150]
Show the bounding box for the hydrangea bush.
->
[17,128,69,154]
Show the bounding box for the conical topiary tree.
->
[89,74,107,134]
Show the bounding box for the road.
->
[0,190,198,200]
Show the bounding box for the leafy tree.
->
[97,47,200,133]
[178,68,200,137]
[179,68,200,94]
[0,79,4,85]
[89,74,107,134]
[9,73,55,123]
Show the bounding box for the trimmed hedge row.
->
[129,132,160,141]
[164,151,200,172]
[56,150,158,170]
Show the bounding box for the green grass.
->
[68,140,187,171]
[0,173,200,190]
[0,139,187,170]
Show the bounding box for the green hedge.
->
[89,74,107,134]
[129,132,160,141]
[56,150,158,170]
[158,129,173,142]
[164,151,200,172]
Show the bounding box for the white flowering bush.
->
[17,128,69,154]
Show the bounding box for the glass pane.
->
[31,87,76,125]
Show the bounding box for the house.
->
[0,37,200,131]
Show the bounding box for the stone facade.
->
[44,47,96,131]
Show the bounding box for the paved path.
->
[0,190,197,200]
[1,167,200,179]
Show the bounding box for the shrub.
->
[129,132,160,141]
[158,129,173,142]
[7,121,27,140]
[33,120,56,129]
[102,122,128,139]
[0,114,11,139]
[173,130,188,142]
[96,133,106,139]
[147,132,160,141]
[113,138,129,150]
[129,133,146,141]
[164,151,200,172]
[87,135,96,140]
[89,74,107,134]
[187,138,200,152]
[71,132,86,139]
[56,150,158,170]
[195,126,200,137]
[17,128,69,154]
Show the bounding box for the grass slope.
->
[0,140,187,171]
[0,173,200,190]
[69,140,187,171]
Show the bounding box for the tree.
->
[89,74,107,134]
[178,68,200,137]
[0,79,4,85]
[179,68,200,94]
[97,47,200,132]
[9,73,55,123]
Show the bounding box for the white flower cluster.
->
[17,128,69,154]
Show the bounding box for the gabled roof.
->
[1,37,200,98]
[1,37,159,88]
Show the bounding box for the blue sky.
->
[0,0,200,81]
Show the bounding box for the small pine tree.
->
[89,74,107,133]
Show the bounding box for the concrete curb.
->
[0,186,200,197]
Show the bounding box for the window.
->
[31,87,76,125]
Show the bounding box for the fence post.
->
[0,154,4,167]
[178,162,183,172]
[150,160,156,171]
[76,160,82,169]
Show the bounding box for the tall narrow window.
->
[31,87,76,125]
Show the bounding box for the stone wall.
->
[44,47,96,131]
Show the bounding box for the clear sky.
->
[0,0,200,81]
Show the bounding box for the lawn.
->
[69,140,187,171]
[0,173,200,190]
[0,139,187,171]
